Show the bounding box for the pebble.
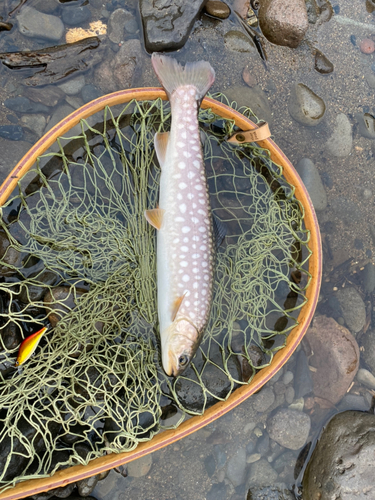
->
[20,114,46,137]
[127,453,152,477]
[314,50,334,74]
[17,6,64,41]
[252,387,275,413]
[77,474,99,496]
[205,0,231,19]
[224,30,258,53]
[4,96,49,114]
[125,17,138,34]
[363,262,375,293]
[295,158,328,211]
[246,459,278,488]
[282,371,294,385]
[267,408,311,450]
[247,453,261,463]
[360,38,375,54]
[288,83,326,126]
[357,367,375,390]
[226,447,247,487]
[360,328,375,370]
[324,113,352,157]
[335,287,366,333]
[62,5,92,26]
[288,397,304,411]
[337,393,369,412]
[108,8,134,43]
[81,84,102,104]
[305,0,319,23]
[0,125,24,141]
[242,66,258,87]
[247,483,295,500]
[285,386,295,404]
[243,421,257,433]
[355,112,375,139]
[58,75,86,96]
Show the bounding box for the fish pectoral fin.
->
[154,131,170,168]
[144,208,165,230]
[171,293,186,322]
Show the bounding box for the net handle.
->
[0,88,322,500]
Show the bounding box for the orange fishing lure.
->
[15,326,48,367]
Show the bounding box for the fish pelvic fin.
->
[151,53,215,101]
[144,208,165,230]
[171,293,186,322]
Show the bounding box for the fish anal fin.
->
[144,208,165,230]
[154,132,169,168]
[171,293,186,322]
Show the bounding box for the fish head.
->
[162,318,200,377]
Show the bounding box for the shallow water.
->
[0,0,375,498]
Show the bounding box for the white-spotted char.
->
[145,53,216,376]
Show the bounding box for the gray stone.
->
[224,85,273,124]
[258,0,308,48]
[361,328,375,370]
[205,0,231,19]
[20,114,46,137]
[224,30,258,53]
[363,262,375,293]
[303,411,375,499]
[335,287,366,333]
[282,371,294,385]
[252,387,275,413]
[58,75,86,96]
[77,474,99,497]
[294,350,313,399]
[355,112,375,139]
[324,113,352,157]
[226,447,247,487]
[31,0,58,14]
[127,453,152,477]
[139,0,207,52]
[285,386,295,404]
[314,50,334,74]
[288,83,325,126]
[17,6,64,41]
[0,137,30,180]
[267,408,311,450]
[108,8,134,43]
[337,393,369,412]
[295,158,328,211]
[207,482,228,500]
[356,368,375,390]
[246,483,295,500]
[246,459,278,488]
[62,5,91,26]
[4,96,49,114]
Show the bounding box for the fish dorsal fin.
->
[154,132,169,168]
[144,208,165,230]
[171,293,186,321]
[213,215,226,248]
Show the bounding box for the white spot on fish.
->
[187,171,196,179]
[183,151,192,158]
[189,125,195,131]
[173,173,181,179]
[199,199,205,205]
[179,182,187,189]
[179,204,187,213]
[189,312,196,319]
[180,261,188,267]
[183,237,189,242]
[181,246,188,252]
[177,142,185,148]
[182,274,190,282]
[182,226,191,233]
[192,203,197,208]
[192,235,200,241]
[192,217,199,224]
[187,193,194,200]
[192,253,200,259]
[178,161,186,169]
[184,300,190,307]
[193,282,199,289]
[178,123,184,129]
[192,146,199,151]
[195,185,203,191]
[204,275,209,281]
[199,226,206,232]
[202,262,208,267]
[200,244,207,251]
[198,209,205,215]
[173,238,179,244]
[176,216,184,222]
[193,160,200,168]
[202,289,207,295]
[181,131,187,139]
[177,193,183,200]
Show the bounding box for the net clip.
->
[227,121,271,144]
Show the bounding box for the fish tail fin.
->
[151,53,215,101]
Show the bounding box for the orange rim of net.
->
[0,88,322,500]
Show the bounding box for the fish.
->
[15,326,48,367]
[145,53,217,377]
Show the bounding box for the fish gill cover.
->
[0,95,311,489]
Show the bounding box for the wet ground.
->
[1,0,375,499]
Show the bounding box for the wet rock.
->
[288,83,325,126]
[305,316,359,404]
[303,411,375,499]
[81,84,102,103]
[224,30,258,53]
[338,393,369,412]
[20,114,47,138]
[58,75,86,96]
[294,350,313,399]
[77,474,99,496]
[356,367,375,390]
[295,158,327,211]
[314,50,334,74]
[25,86,65,107]
[226,447,247,487]
[95,38,142,93]
[246,483,295,500]
[19,270,59,303]
[44,286,87,327]
[108,8,134,43]
[4,97,49,114]
[285,386,295,404]
[355,112,375,140]
[0,125,24,141]
[305,0,319,23]
[45,104,76,134]
[62,5,92,26]
[207,482,228,500]
[246,458,278,488]
[0,322,22,351]
[204,454,216,477]
[233,0,250,18]
[335,287,366,333]
[247,453,261,463]
[127,454,152,477]
[257,433,270,456]
[252,387,275,412]
[267,408,310,450]
[48,481,76,498]
[324,113,352,157]
[32,0,58,14]
[242,66,258,87]
[205,0,231,18]
[17,6,64,42]
[224,85,273,123]
[361,328,375,369]
[0,230,22,275]
[258,0,308,48]
[363,262,375,293]
[283,371,294,385]
[140,0,207,52]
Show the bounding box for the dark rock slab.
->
[247,483,295,500]
[303,411,375,499]
[0,37,103,87]
[140,0,207,52]
[0,125,24,141]
[4,96,49,114]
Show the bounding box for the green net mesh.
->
[0,95,311,489]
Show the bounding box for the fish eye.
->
[178,355,189,367]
